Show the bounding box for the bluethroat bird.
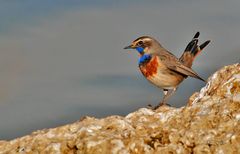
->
[124,32,210,109]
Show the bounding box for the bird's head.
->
[124,36,162,55]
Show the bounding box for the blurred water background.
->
[0,0,239,139]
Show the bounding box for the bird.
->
[124,32,210,109]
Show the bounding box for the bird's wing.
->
[157,52,206,82]
[169,62,206,82]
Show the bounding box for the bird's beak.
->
[124,44,134,49]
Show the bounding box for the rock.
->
[0,63,239,154]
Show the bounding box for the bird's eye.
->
[138,41,144,46]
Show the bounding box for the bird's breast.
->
[139,56,159,78]
[139,56,184,89]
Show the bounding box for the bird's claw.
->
[153,104,162,110]
[147,104,153,109]
[146,104,160,110]
[152,102,171,110]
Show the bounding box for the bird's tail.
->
[179,32,210,68]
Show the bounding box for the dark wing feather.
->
[169,63,206,82]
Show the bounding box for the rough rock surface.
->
[0,63,239,154]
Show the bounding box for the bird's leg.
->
[153,88,176,110]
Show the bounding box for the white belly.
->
[145,69,184,89]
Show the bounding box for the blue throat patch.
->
[139,54,152,64]
[136,47,144,54]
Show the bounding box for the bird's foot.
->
[147,102,171,110]
[153,102,171,110]
[147,104,153,109]
[153,104,162,110]
[147,104,159,110]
